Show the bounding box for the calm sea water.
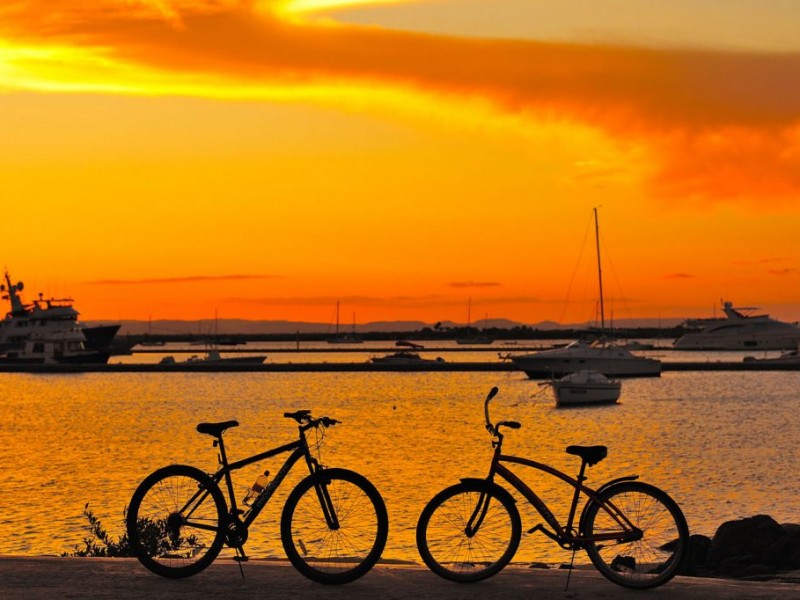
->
[2,342,799,566]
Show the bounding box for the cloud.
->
[85,274,282,284]
[768,268,798,276]
[447,281,501,288]
[663,273,693,279]
[731,257,787,266]
[4,1,800,206]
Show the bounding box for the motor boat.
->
[743,345,800,365]
[509,340,661,378]
[0,271,119,355]
[369,351,445,365]
[674,301,800,350]
[550,370,622,407]
[161,350,266,365]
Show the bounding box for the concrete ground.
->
[2,557,800,599]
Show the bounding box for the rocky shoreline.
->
[681,515,800,580]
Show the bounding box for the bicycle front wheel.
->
[416,481,521,583]
[281,468,388,584]
[126,464,227,579]
[583,481,689,589]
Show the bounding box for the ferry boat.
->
[674,301,800,350]
[0,271,119,359]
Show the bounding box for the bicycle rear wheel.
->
[281,468,388,584]
[126,464,227,578]
[416,480,521,583]
[583,481,689,589]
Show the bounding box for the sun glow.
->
[276,0,405,16]
[0,1,798,323]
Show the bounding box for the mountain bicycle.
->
[126,411,388,583]
[416,387,689,589]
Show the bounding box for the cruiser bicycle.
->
[126,411,388,583]
[416,387,689,589]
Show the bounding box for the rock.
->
[678,534,712,576]
[731,563,779,579]
[717,554,760,576]
[764,524,800,570]
[707,515,785,571]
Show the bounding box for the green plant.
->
[63,503,132,557]
[64,503,201,558]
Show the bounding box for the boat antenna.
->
[594,207,605,330]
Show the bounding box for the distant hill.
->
[87,316,684,336]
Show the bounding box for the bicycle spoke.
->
[584,482,688,589]
[417,484,520,582]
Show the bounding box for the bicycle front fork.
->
[314,473,341,530]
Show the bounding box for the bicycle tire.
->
[582,481,689,589]
[281,468,388,584]
[126,464,227,579]
[416,480,521,583]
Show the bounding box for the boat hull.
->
[674,334,800,351]
[553,383,621,406]
[513,356,661,378]
[186,356,267,365]
[0,351,111,365]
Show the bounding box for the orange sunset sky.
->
[1,0,799,325]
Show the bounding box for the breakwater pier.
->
[0,359,797,374]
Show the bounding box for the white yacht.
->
[510,340,661,378]
[0,327,111,364]
[551,370,622,407]
[674,301,800,350]
[0,271,119,356]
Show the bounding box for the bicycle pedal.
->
[233,556,249,562]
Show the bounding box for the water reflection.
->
[1,370,799,564]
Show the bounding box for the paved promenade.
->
[2,557,800,599]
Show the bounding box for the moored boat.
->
[743,346,800,365]
[550,369,622,407]
[369,351,445,365]
[510,340,661,378]
[674,301,800,351]
[0,271,119,357]
[160,350,266,365]
[0,327,111,364]
[512,209,660,379]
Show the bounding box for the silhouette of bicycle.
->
[127,411,388,583]
[416,387,689,589]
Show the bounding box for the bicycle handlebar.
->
[483,387,522,437]
[283,410,340,428]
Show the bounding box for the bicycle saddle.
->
[566,445,607,466]
[196,420,239,437]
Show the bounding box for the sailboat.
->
[455,298,494,345]
[509,209,661,378]
[327,301,363,344]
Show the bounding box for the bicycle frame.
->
[180,423,337,536]
[485,436,641,550]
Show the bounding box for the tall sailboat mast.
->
[594,207,606,330]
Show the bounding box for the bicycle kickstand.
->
[564,547,577,591]
[233,546,249,579]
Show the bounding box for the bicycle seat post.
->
[214,433,230,468]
